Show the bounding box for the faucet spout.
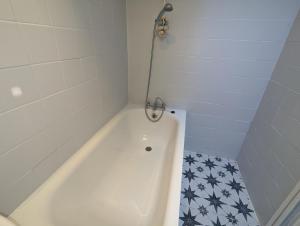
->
[154,97,166,111]
[146,97,166,111]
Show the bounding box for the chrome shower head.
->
[155,3,174,23]
[164,3,173,12]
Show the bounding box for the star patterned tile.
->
[179,151,260,226]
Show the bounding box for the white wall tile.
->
[72,0,92,29]
[277,42,300,67]
[165,39,282,60]
[31,62,65,97]
[21,24,58,64]
[175,0,300,20]
[288,17,300,41]
[185,128,246,159]
[238,12,300,225]
[156,72,269,95]
[62,59,85,87]
[41,92,76,126]
[80,57,99,80]
[173,18,291,42]
[0,102,49,155]
[0,22,29,68]
[0,66,39,113]
[187,113,250,133]
[253,81,287,126]
[159,54,275,79]
[76,30,93,57]
[272,109,300,150]
[0,139,74,214]
[272,131,300,181]
[282,92,300,122]
[0,131,57,186]
[10,0,51,24]
[46,0,77,28]
[56,28,80,59]
[0,0,14,20]
[272,64,300,93]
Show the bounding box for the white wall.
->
[127,0,300,158]
[238,11,300,225]
[0,0,127,215]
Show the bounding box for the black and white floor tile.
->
[179,151,260,226]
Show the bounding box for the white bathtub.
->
[10,105,186,226]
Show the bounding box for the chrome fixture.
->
[155,3,173,23]
[144,3,173,123]
[155,3,173,38]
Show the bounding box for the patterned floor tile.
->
[179,151,260,226]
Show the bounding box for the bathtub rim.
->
[10,104,186,226]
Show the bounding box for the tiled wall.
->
[238,11,300,225]
[127,0,300,159]
[0,0,127,215]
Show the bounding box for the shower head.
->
[155,3,174,23]
[164,3,173,12]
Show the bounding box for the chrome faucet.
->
[146,97,166,111]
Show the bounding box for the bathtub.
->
[10,105,186,226]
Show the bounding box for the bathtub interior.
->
[11,108,183,226]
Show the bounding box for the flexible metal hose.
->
[144,20,166,123]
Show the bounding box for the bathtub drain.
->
[145,146,152,152]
